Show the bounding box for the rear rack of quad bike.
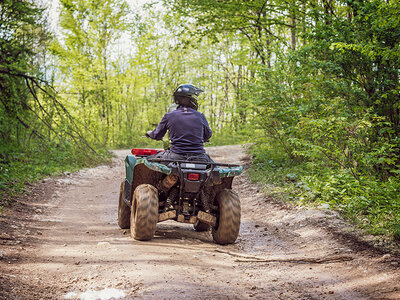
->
[146,158,240,167]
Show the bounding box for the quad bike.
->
[118,148,243,245]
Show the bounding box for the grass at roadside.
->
[0,142,111,207]
[208,129,248,146]
[248,143,400,250]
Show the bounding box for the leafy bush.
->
[301,171,400,236]
[250,141,400,240]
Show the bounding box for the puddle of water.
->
[64,288,126,300]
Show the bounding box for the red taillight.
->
[187,173,199,181]
[132,148,161,156]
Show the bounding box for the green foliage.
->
[0,0,111,200]
[301,172,400,237]
[0,0,47,141]
[248,142,311,201]
[0,140,110,204]
[250,142,400,239]
[208,129,248,147]
[51,2,251,149]
[169,0,400,240]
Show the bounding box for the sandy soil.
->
[1,145,400,299]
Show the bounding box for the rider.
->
[146,84,213,162]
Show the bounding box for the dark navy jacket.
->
[149,107,212,154]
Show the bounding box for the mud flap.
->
[177,215,197,224]
[158,210,177,222]
[197,211,217,227]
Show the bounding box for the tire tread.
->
[212,189,241,245]
[118,181,130,229]
[131,184,159,241]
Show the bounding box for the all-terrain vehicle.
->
[118,148,243,245]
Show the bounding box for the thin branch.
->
[1,68,98,154]
[15,116,45,140]
[215,249,353,264]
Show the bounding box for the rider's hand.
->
[145,131,152,138]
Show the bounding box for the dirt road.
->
[1,145,400,299]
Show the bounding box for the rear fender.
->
[217,166,243,178]
[212,177,234,193]
[124,155,170,205]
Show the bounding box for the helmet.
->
[173,84,204,110]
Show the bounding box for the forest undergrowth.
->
[0,141,110,206]
[249,142,400,249]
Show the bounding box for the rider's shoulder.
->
[167,107,205,119]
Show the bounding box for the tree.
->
[52,0,130,145]
[0,0,48,144]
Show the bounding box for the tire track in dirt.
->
[1,145,399,299]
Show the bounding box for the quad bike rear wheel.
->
[193,220,210,232]
[130,184,159,241]
[118,181,130,229]
[212,189,241,245]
